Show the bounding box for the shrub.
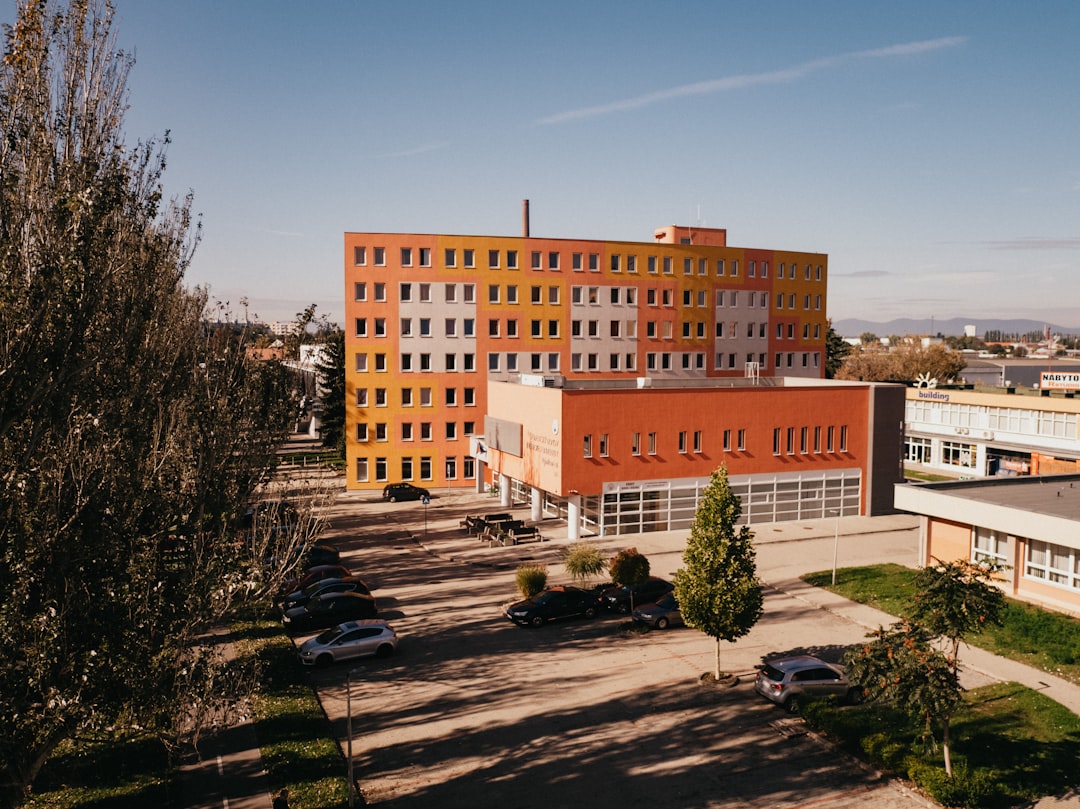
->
[907,762,1004,808]
[515,564,548,598]
[562,542,606,583]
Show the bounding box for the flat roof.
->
[494,374,887,392]
[905,474,1080,522]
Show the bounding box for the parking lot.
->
[303,490,935,808]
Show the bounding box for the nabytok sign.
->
[1041,372,1080,391]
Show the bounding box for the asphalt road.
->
[297,492,937,809]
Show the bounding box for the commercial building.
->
[895,475,1080,617]
[904,387,1080,478]
[343,218,903,535]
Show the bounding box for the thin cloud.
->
[985,238,1080,251]
[537,36,967,125]
[378,141,450,159]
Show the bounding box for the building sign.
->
[916,390,951,402]
[1041,372,1080,391]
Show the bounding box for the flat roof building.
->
[895,474,1080,616]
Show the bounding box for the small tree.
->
[674,467,763,679]
[315,327,345,457]
[844,559,1005,778]
[609,548,650,612]
[563,542,606,586]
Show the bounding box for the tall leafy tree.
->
[608,547,650,612]
[825,320,853,379]
[0,2,301,803]
[674,467,763,679]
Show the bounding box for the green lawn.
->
[803,564,1080,684]
[803,682,1080,807]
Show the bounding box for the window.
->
[463,249,475,268]
[583,435,593,458]
[356,388,368,407]
[610,254,621,272]
[375,457,387,482]
[531,353,542,372]
[800,426,808,454]
[463,387,475,406]
[506,319,518,338]
[599,434,609,457]
[374,353,386,372]
[814,425,821,453]
[588,253,599,271]
[531,251,542,269]
[827,425,835,453]
[353,246,366,266]
[400,457,413,480]
[420,457,432,480]
[354,282,366,301]
[683,257,693,275]
[445,284,457,303]
[419,353,430,371]
[973,529,1008,568]
[488,319,500,337]
[400,247,412,266]
[445,457,457,480]
[1026,540,1080,590]
[373,247,386,265]
[400,353,412,372]
[489,249,500,269]
[445,248,457,267]
[375,423,388,442]
[548,320,559,338]
[445,353,456,372]
[446,422,457,440]
[463,318,475,338]
[445,318,457,338]
[531,285,542,304]
[401,422,413,441]
[419,247,431,266]
[374,282,386,301]
[488,353,500,372]
[737,429,746,450]
[355,423,368,442]
[506,285,518,304]
[420,387,432,407]
[693,431,702,453]
[507,250,518,269]
[631,432,641,455]
[356,457,368,482]
[572,252,583,271]
[678,431,687,453]
[401,388,412,407]
[839,425,848,452]
[464,420,475,434]
[420,422,432,441]
[531,319,542,338]
[627,255,637,273]
[463,457,475,479]
[786,427,795,454]
[419,283,431,302]
[463,353,475,371]
[773,428,782,455]
[549,286,560,305]
[463,283,475,303]
[648,432,657,455]
[374,387,387,407]
[354,317,367,337]
[716,259,725,276]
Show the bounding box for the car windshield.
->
[656,593,677,608]
[760,664,785,681]
[314,626,344,644]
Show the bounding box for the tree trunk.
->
[715,638,722,680]
[943,718,953,778]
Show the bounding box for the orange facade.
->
[343,226,829,492]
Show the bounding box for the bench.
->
[508,526,543,544]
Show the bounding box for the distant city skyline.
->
[23,1,1078,328]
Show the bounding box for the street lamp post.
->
[831,508,841,586]
[346,667,364,808]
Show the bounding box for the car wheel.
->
[315,653,333,668]
[530,615,544,628]
[584,606,597,619]
[656,616,669,630]
[375,644,394,659]
[785,695,800,714]
[388,495,397,503]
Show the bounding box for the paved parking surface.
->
[299,491,938,808]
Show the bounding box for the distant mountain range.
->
[832,317,1080,339]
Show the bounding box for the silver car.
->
[753,655,857,713]
[297,619,398,667]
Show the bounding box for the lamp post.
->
[831,508,841,586]
[346,667,364,808]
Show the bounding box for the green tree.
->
[836,342,966,383]
[608,547,650,612]
[562,541,606,585]
[316,327,345,457]
[825,321,853,378]
[0,2,304,803]
[674,467,763,679]
[845,560,1005,778]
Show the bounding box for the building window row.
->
[487,352,561,373]
[772,424,847,455]
[355,386,476,408]
[570,352,639,372]
[355,420,477,444]
[1026,539,1080,591]
[354,455,475,484]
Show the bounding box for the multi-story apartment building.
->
[343,223,832,497]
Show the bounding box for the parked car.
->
[600,577,674,614]
[278,576,371,614]
[753,655,858,713]
[300,543,340,568]
[505,586,601,627]
[382,482,430,502]
[297,620,398,666]
[632,591,683,629]
[282,591,377,632]
[277,563,352,598]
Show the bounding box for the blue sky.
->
[30,1,1080,329]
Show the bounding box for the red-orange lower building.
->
[480,375,905,538]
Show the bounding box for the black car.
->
[505,586,601,627]
[282,591,378,632]
[382,482,430,502]
[278,576,371,614]
[600,577,674,614]
[276,564,352,599]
